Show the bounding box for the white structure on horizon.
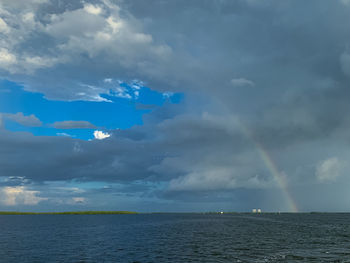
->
[252,208,262,213]
[252,209,257,213]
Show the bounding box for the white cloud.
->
[22,12,35,23]
[0,186,47,206]
[168,166,273,191]
[93,130,110,140]
[0,48,16,65]
[0,0,173,101]
[316,157,343,182]
[84,4,103,15]
[169,169,237,191]
[106,16,123,33]
[56,132,72,137]
[0,17,9,33]
[114,86,132,99]
[44,2,166,63]
[163,92,174,99]
[76,84,113,102]
[102,79,144,99]
[230,78,255,87]
[24,56,58,69]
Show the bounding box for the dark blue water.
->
[0,213,350,262]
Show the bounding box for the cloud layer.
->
[52,120,97,129]
[1,0,350,211]
[1,112,42,127]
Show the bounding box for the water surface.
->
[0,213,349,262]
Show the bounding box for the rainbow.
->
[235,118,298,212]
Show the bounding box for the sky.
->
[0,0,350,212]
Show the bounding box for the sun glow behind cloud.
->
[0,186,47,206]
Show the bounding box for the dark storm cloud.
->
[1,95,350,210]
[0,108,296,185]
[1,0,349,103]
[52,120,97,129]
[1,112,42,127]
[2,0,350,210]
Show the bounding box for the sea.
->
[0,213,349,262]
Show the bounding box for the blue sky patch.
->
[0,79,183,140]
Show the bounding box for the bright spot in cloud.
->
[107,16,123,33]
[22,12,35,23]
[84,4,103,15]
[0,186,47,206]
[0,17,10,34]
[0,48,16,65]
[93,130,110,140]
[56,132,73,137]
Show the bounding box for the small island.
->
[0,211,138,215]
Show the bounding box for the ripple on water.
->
[0,213,350,262]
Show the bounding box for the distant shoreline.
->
[0,211,348,215]
[0,211,138,215]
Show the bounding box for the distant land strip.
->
[0,211,138,215]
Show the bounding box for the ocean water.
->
[0,213,350,262]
